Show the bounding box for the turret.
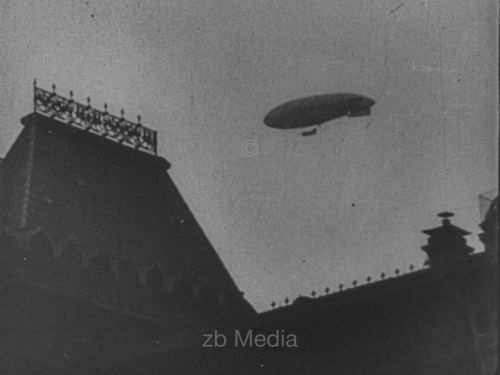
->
[421,212,474,268]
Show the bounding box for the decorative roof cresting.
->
[33,80,157,155]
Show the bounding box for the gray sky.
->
[0,0,497,311]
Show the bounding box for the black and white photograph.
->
[0,1,497,374]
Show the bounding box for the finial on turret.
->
[86,97,91,107]
[69,90,74,100]
[438,211,454,226]
[120,108,125,119]
[137,115,141,125]
[438,212,454,218]
[104,103,108,113]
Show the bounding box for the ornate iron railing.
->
[33,81,157,155]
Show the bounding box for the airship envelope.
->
[264,93,375,130]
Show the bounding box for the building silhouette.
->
[0,83,254,374]
[0,84,497,374]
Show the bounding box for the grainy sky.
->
[0,0,497,311]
